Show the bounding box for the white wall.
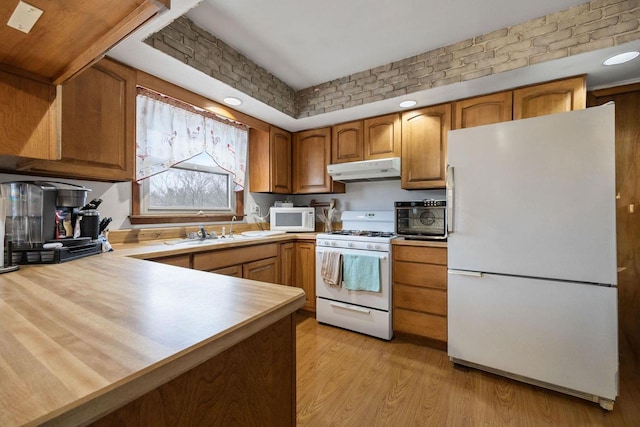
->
[292,180,445,218]
[0,172,280,230]
[0,173,443,230]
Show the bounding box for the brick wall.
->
[146,0,640,120]
[145,16,297,117]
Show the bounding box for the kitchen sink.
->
[164,235,253,246]
[240,230,286,237]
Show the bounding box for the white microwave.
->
[270,207,315,232]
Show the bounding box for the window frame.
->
[129,72,272,225]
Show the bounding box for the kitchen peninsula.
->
[0,252,304,426]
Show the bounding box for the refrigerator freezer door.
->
[447,104,617,285]
[448,272,618,400]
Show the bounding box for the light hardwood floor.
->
[296,313,640,426]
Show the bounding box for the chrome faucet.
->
[198,224,208,239]
[229,215,237,237]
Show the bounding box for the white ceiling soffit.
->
[109,0,640,132]
[187,0,591,90]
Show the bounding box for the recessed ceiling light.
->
[399,100,417,108]
[223,97,242,106]
[602,51,639,66]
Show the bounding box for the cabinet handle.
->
[446,165,454,234]
[448,269,483,277]
[329,301,371,314]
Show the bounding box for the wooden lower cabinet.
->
[211,265,242,277]
[295,242,316,312]
[149,254,192,269]
[392,244,448,345]
[243,257,278,283]
[90,315,296,426]
[193,243,279,283]
[279,242,295,286]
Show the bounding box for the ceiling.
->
[109,0,640,131]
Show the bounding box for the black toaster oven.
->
[394,200,447,240]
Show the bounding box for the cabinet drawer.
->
[393,284,447,316]
[394,261,447,290]
[150,254,192,268]
[394,308,447,342]
[193,243,279,271]
[393,245,447,265]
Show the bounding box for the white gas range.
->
[315,211,395,340]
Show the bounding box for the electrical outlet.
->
[250,203,260,214]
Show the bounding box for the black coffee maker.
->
[1,181,102,265]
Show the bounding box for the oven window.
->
[396,207,445,235]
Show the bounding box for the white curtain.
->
[135,91,248,190]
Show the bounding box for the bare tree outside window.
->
[149,167,230,210]
[141,152,234,214]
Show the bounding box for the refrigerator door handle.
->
[448,269,483,277]
[446,165,454,234]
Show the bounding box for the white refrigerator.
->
[446,104,618,410]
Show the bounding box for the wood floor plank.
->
[296,313,640,426]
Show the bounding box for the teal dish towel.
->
[342,254,381,292]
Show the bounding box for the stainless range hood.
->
[327,157,401,182]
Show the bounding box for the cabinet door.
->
[295,242,316,311]
[453,91,513,129]
[271,127,293,193]
[22,58,136,180]
[279,242,295,286]
[513,76,586,120]
[401,104,451,189]
[243,257,279,283]
[293,128,344,194]
[249,126,292,194]
[332,121,363,163]
[364,113,401,159]
[0,70,58,160]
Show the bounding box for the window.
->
[131,86,248,224]
[140,152,233,215]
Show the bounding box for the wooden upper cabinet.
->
[513,76,586,120]
[0,70,58,160]
[249,126,292,193]
[364,113,401,159]
[293,127,345,194]
[21,58,137,181]
[401,103,451,190]
[332,121,363,163]
[453,91,513,129]
[331,113,401,164]
[0,0,168,85]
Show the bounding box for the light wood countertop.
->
[114,232,317,259]
[0,240,305,426]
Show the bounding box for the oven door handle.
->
[329,301,371,314]
[446,164,454,234]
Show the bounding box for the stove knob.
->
[348,242,354,248]
[367,244,373,249]
[331,241,337,247]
